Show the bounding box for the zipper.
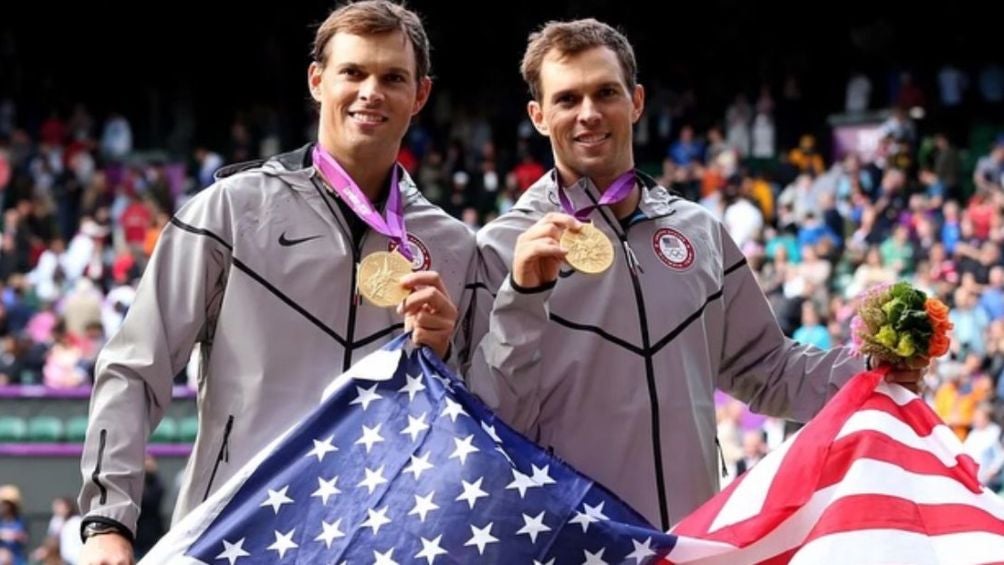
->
[203,415,234,501]
[344,232,367,371]
[586,187,671,531]
[715,437,729,477]
[92,429,108,504]
[310,176,365,372]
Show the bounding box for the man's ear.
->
[528,100,549,136]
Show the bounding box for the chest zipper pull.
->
[622,240,645,276]
[354,263,363,305]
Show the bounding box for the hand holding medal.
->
[556,170,635,275]
[313,145,456,358]
[511,170,635,288]
[312,145,415,308]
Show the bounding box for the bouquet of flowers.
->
[850,281,953,369]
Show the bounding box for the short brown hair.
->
[521,18,637,101]
[312,0,431,80]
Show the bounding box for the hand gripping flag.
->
[665,367,1004,565]
[141,335,678,564]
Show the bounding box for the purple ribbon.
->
[312,145,413,261]
[556,170,636,221]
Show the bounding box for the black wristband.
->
[510,275,557,295]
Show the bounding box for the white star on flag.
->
[355,423,384,453]
[408,491,439,522]
[415,534,449,565]
[314,519,344,549]
[505,467,539,498]
[625,537,656,563]
[266,529,298,559]
[440,397,467,422]
[398,372,426,402]
[428,369,454,391]
[310,475,340,505]
[260,486,293,514]
[373,547,398,565]
[449,434,479,465]
[305,435,338,462]
[215,538,250,565]
[402,451,434,480]
[455,477,489,509]
[568,501,608,533]
[360,505,392,535]
[481,421,503,443]
[400,412,429,443]
[464,522,499,555]
[531,464,556,486]
[516,511,551,543]
[349,384,383,411]
[582,547,608,565]
[493,444,516,466]
[357,465,388,494]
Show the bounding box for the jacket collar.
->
[525,168,679,219]
[262,142,421,203]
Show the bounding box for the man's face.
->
[528,46,643,186]
[308,31,431,160]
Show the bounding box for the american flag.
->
[140,335,1004,565]
[665,368,1004,564]
[141,334,678,564]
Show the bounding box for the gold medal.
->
[357,251,413,307]
[560,223,614,274]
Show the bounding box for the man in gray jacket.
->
[465,19,924,531]
[78,2,476,563]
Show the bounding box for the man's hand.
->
[512,213,582,288]
[874,356,931,394]
[399,271,457,359]
[79,533,134,565]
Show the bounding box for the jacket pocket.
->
[202,415,234,501]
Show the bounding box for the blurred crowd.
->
[2,59,1004,562]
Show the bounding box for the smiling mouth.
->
[574,132,611,145]
[348,111,388,125]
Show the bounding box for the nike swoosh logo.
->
[278,232,322,247]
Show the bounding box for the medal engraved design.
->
[561,224,614,274]
[358,251,413,307]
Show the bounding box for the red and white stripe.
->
[664,370,1004,564]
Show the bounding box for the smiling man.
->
[464,18,923,530]
[77,2,475,563]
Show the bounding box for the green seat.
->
[65,416,90,443]
[0,417,27,442]
[150,417,177,444]
[26,416,63,442]
[177,417,199,443]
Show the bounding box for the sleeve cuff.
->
[81,515,135,544]
[509,275,557,294]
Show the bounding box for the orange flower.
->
[934,319,954,335]
[925,297,950,325]
[928,334,950,357]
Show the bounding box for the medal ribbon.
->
[556,170,636,222]
[312,144,413,261]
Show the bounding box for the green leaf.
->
[882,298,907,324]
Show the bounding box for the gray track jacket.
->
[465,171,864,529]
[78,145,477,536]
